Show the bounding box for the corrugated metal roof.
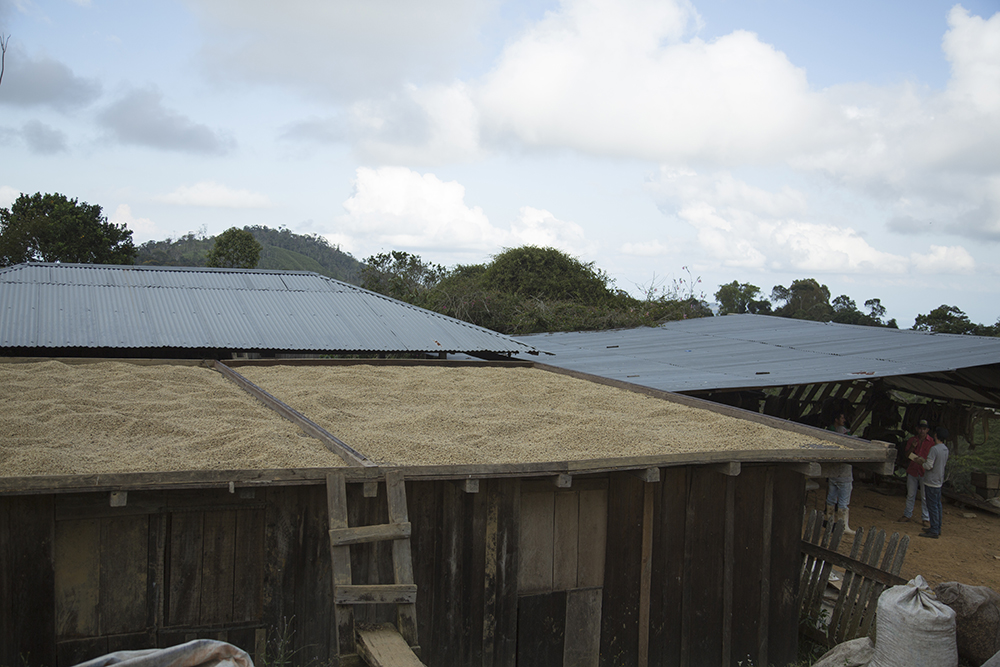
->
[517,314,1000,404]
[0,263,537,355]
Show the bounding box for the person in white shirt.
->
[915,426,950,539]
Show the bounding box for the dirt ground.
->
[805,479,1000,592]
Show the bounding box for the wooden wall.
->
[0,466,804,667]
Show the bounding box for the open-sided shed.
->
[0,358,892,667]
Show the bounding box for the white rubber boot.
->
[837,507,856,536]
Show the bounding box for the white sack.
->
[869,575,958,667]
[73,639,253,667]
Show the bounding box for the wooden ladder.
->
[327,470,423,667]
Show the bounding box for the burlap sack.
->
[868,575,957,667]
[936,582,1000,666]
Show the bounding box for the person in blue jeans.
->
[916,426,950,539]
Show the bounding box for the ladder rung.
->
[335,584,417,605]
[329,521,412,546]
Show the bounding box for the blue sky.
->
[1,0,999,328]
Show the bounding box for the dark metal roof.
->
[517,315,1000,406]
[0,263,537,355]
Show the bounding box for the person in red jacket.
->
[897,419,934,528]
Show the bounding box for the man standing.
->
[898,419,934,529]
[917,426,950,539]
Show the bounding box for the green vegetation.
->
[136,225,362,282]
[0,192,136,266]
[360,246,712,335]
[207,227,262,269]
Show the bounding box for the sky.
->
[1,0,999,329]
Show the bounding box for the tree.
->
[715,281,770,315]
[771,278,833,321]
[206,227,262,269]
[360,250,447,303]
[0,192,136,266]
[0,33,9,88]
[483,246,615,304]
[912,305,997,336]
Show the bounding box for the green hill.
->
[136,226,363,284]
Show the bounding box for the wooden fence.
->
[798,510,910,647]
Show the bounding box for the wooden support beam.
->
[709,462,741,477]
[552,474,573,488]
[329,522,412,547]
[335,584,418,605]
[788,463,822,478]
[215,361,373,467]
[356,624,426,667]
[628,467,660,483]
[363,481,379,498]
[638,481,654,667]
[455,479,480,493]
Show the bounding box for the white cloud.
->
[475,0,828,164]
[647,168,981,276]
[155,181,271,208]
[336,167,593,263]
[0,186,20,209]
[110,204,158,239]
[909,245,976,273]
[351,83,483,165]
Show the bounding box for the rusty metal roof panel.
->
[0,263,536,355]
[518,314,1000,402]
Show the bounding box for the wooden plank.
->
[683,468,727,667]
[648,467,686,667]
[167,510,204,626]
[757,468,774,667]
[327,472,356,657]
[494,478,521,667]
[842,530,886,642]
[517,592,567,667]
[799,542,906,588]
[599,473,644,667]
[638,482,655,667]
[329,521,412,546]
[827,525,866,646]
[347,480,393,628]
[577,488,607,589]
[386,471,419,650]
[406,481,440,665]
[766,467,805,667]
[458,479,481,493]
[101,515,149,634]
[215,361,373,467]
[482,480,500,667]
[55,518,101,638]
[730,467,765,667]
[356,624,426,667]
[198,510,236,625]
[4,495,56,666]
[298,485,336,663]
[858,532,902,638]
[721,475,735,666]
[565,588,602,667]
[554,492,580,591]
[335,584,417,604]
[518,491,555,593]
[432,480,470,666]
[468,479,489,666]
[147,511,167,632]
[233,508,265,623]
[363,481,379,498]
